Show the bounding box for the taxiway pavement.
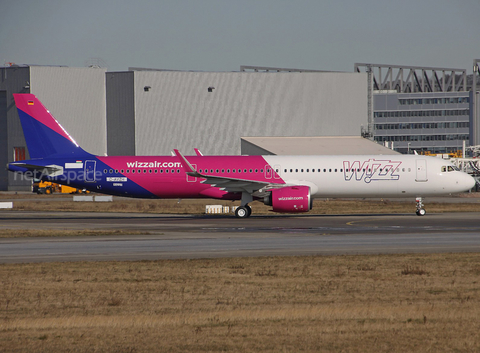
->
[1,211,479,263]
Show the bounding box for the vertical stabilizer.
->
[13,94,91,159]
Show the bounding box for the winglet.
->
[194,148,204,156]
[174,149,201,176]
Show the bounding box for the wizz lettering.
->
[343,159,401,183]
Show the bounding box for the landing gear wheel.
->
[416,208,426,216]
[415,197,426,216]
[235,206,252,218]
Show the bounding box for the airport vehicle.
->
[8,94,475,218]
[32,180,89,194]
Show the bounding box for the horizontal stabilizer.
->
[8,162,64,176]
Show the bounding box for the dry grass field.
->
[1,253,480,352]
[1,193,480,351]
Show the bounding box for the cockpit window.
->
[442,165,457,172]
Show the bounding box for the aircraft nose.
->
[467,173,476,190]
[461,173,476,191]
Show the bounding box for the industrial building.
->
[106,67,367,156]
[355,63,480,154]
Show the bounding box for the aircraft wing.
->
[173,149,282,195]
[197,175,272,194]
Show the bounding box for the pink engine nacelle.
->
[264,185,313,213]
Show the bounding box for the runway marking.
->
[346,218,382,227]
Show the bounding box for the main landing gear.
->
[235,192,253,218]
[415,197,426,216]
[235,205,252,218]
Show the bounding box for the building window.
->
[13,147,26,161]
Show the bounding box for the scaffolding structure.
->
[354,63,468,93]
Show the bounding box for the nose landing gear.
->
[415,197,426,216]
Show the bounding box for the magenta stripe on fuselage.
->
[98,155,285,198]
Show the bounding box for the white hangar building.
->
[106,67,368,156]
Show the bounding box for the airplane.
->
[7,93,476,218]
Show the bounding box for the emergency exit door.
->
[415,159,428,182]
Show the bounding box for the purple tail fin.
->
[13,94,91,159]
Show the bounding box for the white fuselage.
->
[262,155,474,198]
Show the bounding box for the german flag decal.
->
[27,101,34,105]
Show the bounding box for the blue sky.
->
[1,0,479,72]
